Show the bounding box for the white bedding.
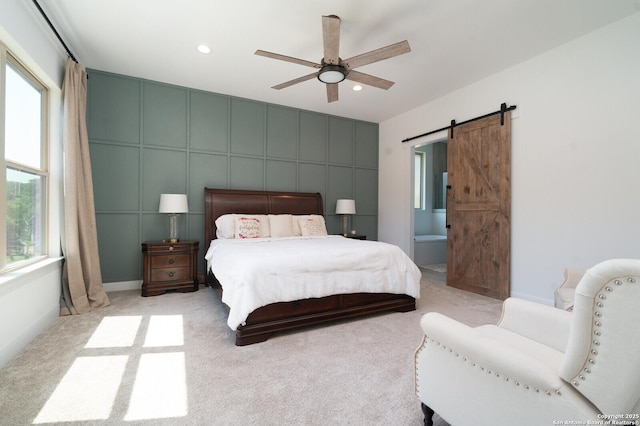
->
[204,235,421,330]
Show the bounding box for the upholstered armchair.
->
[414,259,640,426]
[554,267,587,311]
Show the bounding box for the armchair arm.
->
[419,312,566,392]
[497,298,572,352]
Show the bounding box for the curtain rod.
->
[402,103,517,143]
[32,0,78,63]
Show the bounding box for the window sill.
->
[0,257,63,297]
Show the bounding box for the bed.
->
[204,187,420,345]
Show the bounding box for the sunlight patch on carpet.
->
[144,315,184,347]
[33,355,128,423]
[125,352,188,421]
[85,316,142,348]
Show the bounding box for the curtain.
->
[59,58,110,315]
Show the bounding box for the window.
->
[1,48,48,271]
[414,151,425,209]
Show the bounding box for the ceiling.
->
[42,0,639,123]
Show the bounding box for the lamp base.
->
[341,215,351,236]
[167,213,180,243]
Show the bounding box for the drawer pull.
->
[168,272,175,278]
[168,258,175,264]
[169,246,174,251]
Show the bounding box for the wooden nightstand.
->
[141,240,199,297]
[344,234,366,240]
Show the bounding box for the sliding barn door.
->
[446,112,511,300]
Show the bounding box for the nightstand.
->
[141,240,199,297]
[344,234,366,240]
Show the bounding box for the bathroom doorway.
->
[413,140,447,280]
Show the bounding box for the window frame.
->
[414,151,425,210]
[0,44,50,272]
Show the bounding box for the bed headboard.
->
[204,188,324,243]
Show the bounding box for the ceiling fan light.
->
[317,65,346,84]
[197,44,211,54]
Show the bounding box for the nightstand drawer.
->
[151,254,190,268]
[150,266,191,282]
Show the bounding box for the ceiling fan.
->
[255,15,411,103]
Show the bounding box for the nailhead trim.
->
[417,334,559,396]
[569,274,639,389]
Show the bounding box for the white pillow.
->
[269,214,294,237]
[290,215,325,236]
[291,215,302,236]
[234,215,266,239]
[298,215,328,236]
[215,214,236,239]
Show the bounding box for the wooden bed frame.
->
[204,187,416,345]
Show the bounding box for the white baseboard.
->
[104,280,141,292]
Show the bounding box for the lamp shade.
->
[335,199,356,215]
[159,194,189,213]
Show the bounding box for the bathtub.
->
[413,235,447,266]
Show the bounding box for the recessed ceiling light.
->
[197,44,211,54]
[352,85,363,91]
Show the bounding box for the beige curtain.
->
[60,58,110,315]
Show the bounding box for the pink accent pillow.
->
[235,216,262,239]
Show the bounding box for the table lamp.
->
[159,194,189,243]
[335,199,356,236]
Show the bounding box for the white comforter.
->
[204,235,421,330]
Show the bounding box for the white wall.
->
[0,0,65,367]
[379,12,640,304]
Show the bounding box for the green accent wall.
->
[87,70,379,282]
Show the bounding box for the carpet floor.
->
[0,273,502,425]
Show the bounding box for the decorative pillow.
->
[292,215,303,236]
[269,214,294,237]
[253,214,270,237]
[234,215,263,239]
[292,215,322,236]
[298,215,328,236]
[215,214,236,239]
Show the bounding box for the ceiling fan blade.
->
[255,50,321,69]
[346,70,395,90]
[342,40,411,70]
[272,72,319,90]
[326,83,339,103]
[322,15,341,65]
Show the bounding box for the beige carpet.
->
[0,274,502,425]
